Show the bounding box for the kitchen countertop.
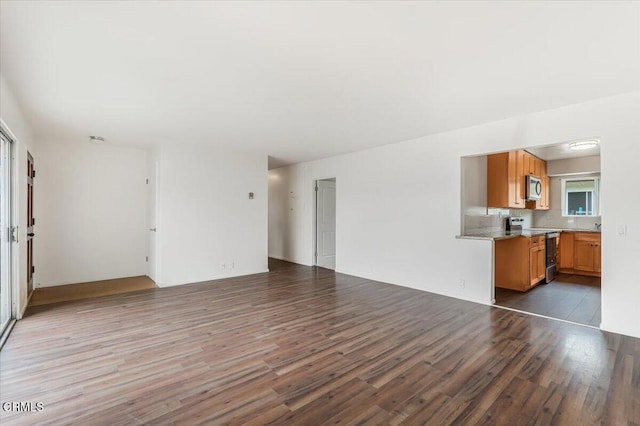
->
[527,227,601,233]
[457,227,601,241]
[456,230,547,241]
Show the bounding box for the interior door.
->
[0,132,13,333]
[315,179,336,270]
[147,161,158,282]
[27,152,34,295]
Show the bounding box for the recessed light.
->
[568,140,599,151]
[89,135,105,144]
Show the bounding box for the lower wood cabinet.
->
[530,243,546,286]
[495,235,546,292]
[559,231,601,277]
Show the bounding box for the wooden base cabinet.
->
[559,231,601,277]
[495,236,546,292]
[530,242,546,286]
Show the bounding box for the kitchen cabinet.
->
[487,151,525,209]
[559,232,574,269]
[541,176,550,210]
[524,152,537,176]
[530,238,546,286]
[574,233,601,274]
[526,159,550,211]
[495,235,546,292]
[558,231,601,277]
[594,243,601,273]
[488,150,548,210]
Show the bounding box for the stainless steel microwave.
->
[526,175,542,201]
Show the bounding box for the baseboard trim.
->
[268,254,299,264]
[37,274,149,288]
[18,289,34,319]
[157,269,270,288]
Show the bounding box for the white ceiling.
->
[1,1,639,168]
[526,142,601,161]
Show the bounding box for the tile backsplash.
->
[532,210,600,230]
[464,209,533,234]
[532,175,601,230]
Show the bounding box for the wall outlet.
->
[459,279,466,289]
[221,263,226,270]
[231,262,235,269]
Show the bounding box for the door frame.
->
[313,177,337,268]
[0,121,17,338]
[27,151,34,297]
[147,160,159,283]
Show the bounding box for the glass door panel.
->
[0,132,13,334]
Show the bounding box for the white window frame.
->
[561,176,600,217]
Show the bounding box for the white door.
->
[315,179,336,270]
[147,161,158,283]
[0,131,13,333]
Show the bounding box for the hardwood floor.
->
[1,259,638,425]
[495,274,601,327]
[29,276,157,306]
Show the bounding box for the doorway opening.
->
[314,178,336,270]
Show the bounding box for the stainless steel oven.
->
[545,232,559,283]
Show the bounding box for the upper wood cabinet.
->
[487,151,525,209]
[488,150,549,210]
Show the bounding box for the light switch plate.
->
[617,224,627,236]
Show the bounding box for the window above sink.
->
[561,177,600,217]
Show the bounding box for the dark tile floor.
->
[495,274,601,327]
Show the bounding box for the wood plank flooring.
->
[495,274,601,327]
[1,259,638,425]
[29,276,157,306]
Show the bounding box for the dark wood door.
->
[27,152,34,294]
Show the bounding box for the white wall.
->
[0,74,37,317]
[35,138,148,286]
[156,144,268,287]
[269,139,495,306]
[461,155,488,219]
[269,91,640,338]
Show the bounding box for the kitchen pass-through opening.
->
[461,140,602,328]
